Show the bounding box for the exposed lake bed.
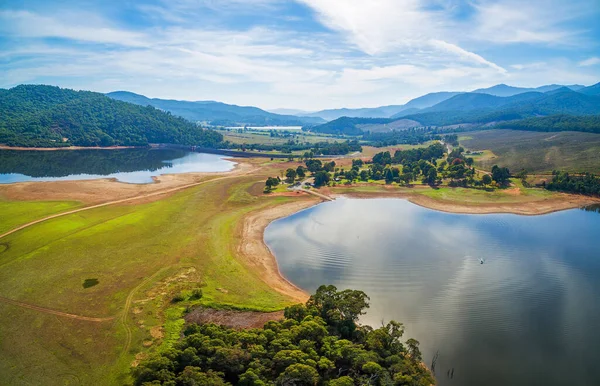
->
[265,198,600,386]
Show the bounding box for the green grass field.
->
[0,176,302,385]
[460,129,600,174]
[0,198,82,235]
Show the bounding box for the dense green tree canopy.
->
[133,285,433,386]
[0,85,223,147]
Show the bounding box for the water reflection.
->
[0,149,235,184]
[265,198,600,386]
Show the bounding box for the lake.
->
[0,148,235,184]
[265,198,600,386]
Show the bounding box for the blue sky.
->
[1,0,599,110]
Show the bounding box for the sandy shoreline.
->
[238,198,320,303]
[244,188,599,302]
[331,191,600,216]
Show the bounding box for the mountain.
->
[106,91,324,126]
[472,83,584,97]
[267,108,312,116]
[0,85,223,148]
[306,92,461,121]
[579,82,600,96]
[421,91,544,113]
[400,91,461,110]
[401,89,600,126]
[303,105,405,121]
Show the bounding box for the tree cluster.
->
[546,171,600,196]
[133,285,434,386]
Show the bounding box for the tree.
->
[313,171,330,187]
[352,159,364,168]
[265,177,280,192]
[296,166,306,178]
[359,170,369,181]
[285,168,297,183]
[305,159,323,174]
[385,168,394,184]
[373,151,392,166]
[491,165,510,185]
[276,364,319,386]
[423,168,438,185]
[323,161,336,173]
[481,174,492,186]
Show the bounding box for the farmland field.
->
[460,129,600,174]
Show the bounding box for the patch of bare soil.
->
[184,307,284,329]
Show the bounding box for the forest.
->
[545,171,600,195]
[0,85,223,147]
[494,114,600,134]
[133,285,434,386]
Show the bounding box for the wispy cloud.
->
[579,57,600,67]
[0,0,599,110]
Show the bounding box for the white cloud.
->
[579,57,600,67]
[0,10,147,47]
[1,1,599,110]
[470,0,590,45]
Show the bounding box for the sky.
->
[1,0,599,111]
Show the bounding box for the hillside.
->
[0,85,223,147]
[579,82,600,96]
[107,91,324,126]
[493,114,600,133]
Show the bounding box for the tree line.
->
[225,140,361,156]
[545,171,600,196]
[133,285,434,386]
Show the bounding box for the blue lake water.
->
[265,198,600,386]
[0,148,235,184]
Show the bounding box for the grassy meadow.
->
[0,173,306,385]
[0,198,82,235]
[460,129,600,174]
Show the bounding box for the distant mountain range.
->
[471,83,585,97]
[307,83,600,135]
[106,91,324,126]
[299,83,593,121]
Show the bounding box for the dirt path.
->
[0,295,115,322]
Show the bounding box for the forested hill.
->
[0,85,223,148]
